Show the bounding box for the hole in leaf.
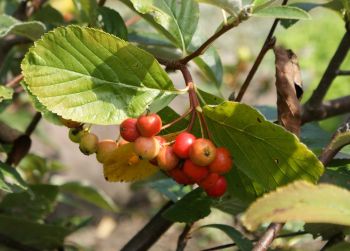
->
[274,159,279,164]
[257,117,262,123]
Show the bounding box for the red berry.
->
[137,113,162,137]
[173,132,196,158]
[189,138,217,166]
[199,173,220,190]
[183,159,208,182]
[157,146,179,171]
[133,136,160,160]
[120,118,140,142]
[168,167,194,185]
[208,147,233,174]
[205,176,227,197]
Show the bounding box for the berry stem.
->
[187,109,197,132]
[161,108,193,130]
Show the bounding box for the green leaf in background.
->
[242,181,350,231]
[97,6,128,40]
[0,162,27,193]
[146,178,191,202]
[32,4,64,27]
[0,215,70,249]
[163,188,212,223]
[321,166,350,190]
[0,14,46,41]
[21,82,62,125]
[22,25,180,125]
[60,181,118,212]
[0,0,21,15]
[200,224,253,251]
[52,216,92,233]
[253,6,311,20]
[0,185,59,221]
[197,0,243,16]
[73,0,98,25]
[0,86,13,102]
[122,0,199,51]
[204,101,324,192]
[191,34,223,87]
[325,242,350,251]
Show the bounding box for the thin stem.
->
[252,223,283,251]
[176,223,194,251]
[125,16,141,27]
[5,74,23,88]
[305,29,350,109]
[187,110,197,132]
[201,231,308,251]
[162,108,193,130]
[234,0,289,102]
[179,11,248,65]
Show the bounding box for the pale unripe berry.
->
[96,140,118,163]
[133,136,160,160]
[69,127,88,143]
[79,133,99,155]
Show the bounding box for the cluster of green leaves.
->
[1,0,350,249]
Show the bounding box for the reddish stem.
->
[161,108,193,130]
[6,74,23,88]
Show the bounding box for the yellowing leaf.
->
[103,143,158,182]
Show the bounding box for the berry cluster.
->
[119,114,233,198]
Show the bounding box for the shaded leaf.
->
[122,0,199,51]
[146,178,191,202]
[22,25,179,125]
[0,184,58,221]
[104,143,159,182]
[52,216,92,233]
[0,86,13,102]
[242,181,350,231]
[98,7,128,40]
[0,215,70,249]
[0,162,27,193]
[60,181,118,212]
[163,188,212,223]
[204,101,324,192]
[274,47,302,136]
[0,14,45,40]
[321,166,350,190]
[324,242,350,251]
[200,224,253,251]
[253,6,311,20]
[32,4,64,27]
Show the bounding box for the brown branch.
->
[304,29,350,110]
[176,223,194,251]
[25,112,42,135]
[5,74,23,88]
[121,201,174,251]
[234,0,289,102]
[301,95,350,124]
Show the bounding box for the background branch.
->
[176,223,193,251]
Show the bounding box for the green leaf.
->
[321,166,350,190]
[0,162,27,193]
[162,188,212,223]
[200,224,253,251]
[0,14,46,40]
[0,215,70,249]
[0,0,21,15]
[0,184,59,221]
[203,101,324,192]
[196,0,243,15]
[21,25,179,125]
[0,86,13,102]
[242,181,350,230]
[97,7,128,40]
[122,0,199,51]
[73,0,98,25]
[32,4,64,27]
[253,6,311,20]
[52,216,92,233]
[60,181,118,212]
[252,0,277,11]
